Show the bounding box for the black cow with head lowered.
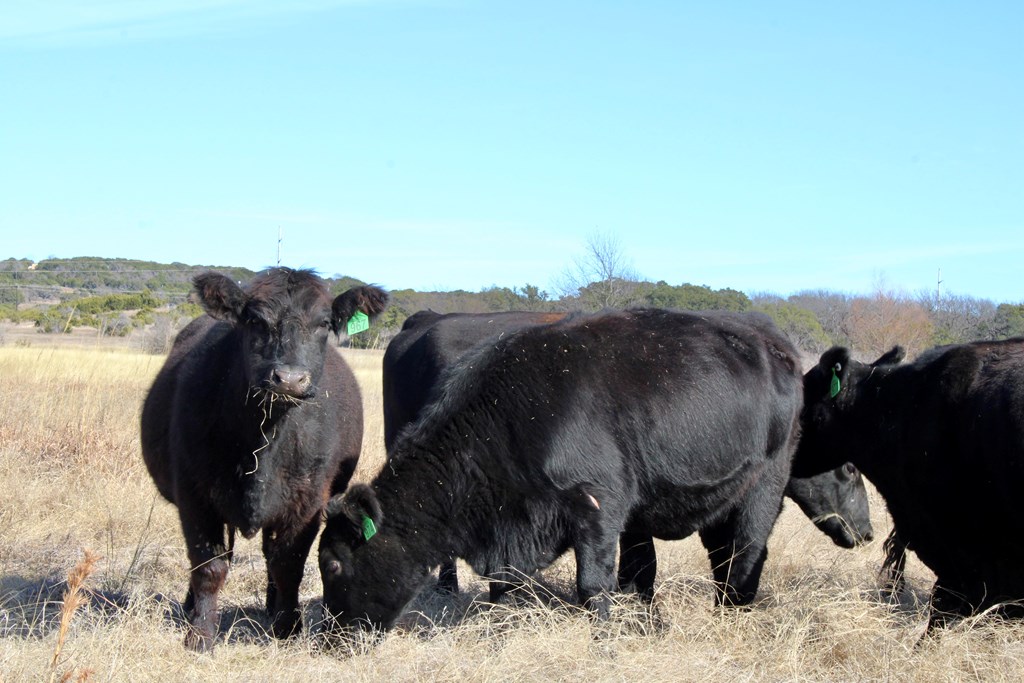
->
[320,308,803,633]
[383,310,872,596]
[141,268,387,652]
[793,339,1024,631]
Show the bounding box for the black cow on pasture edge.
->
[792,338,1024,631]
[140,268,387,652]
[320,307,803,633]
[382,310,873,596]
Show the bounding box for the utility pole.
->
[277,227,282,267]
[937,268,943,300]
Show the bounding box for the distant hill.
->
[0,257,365,307]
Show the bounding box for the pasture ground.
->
[1,337,1023,682]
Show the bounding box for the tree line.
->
[1,256,1022,358]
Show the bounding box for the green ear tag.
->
[829,367,842,398]
[361,515,377,541]
[346,310,370,336]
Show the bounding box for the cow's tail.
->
[881,527,908,595]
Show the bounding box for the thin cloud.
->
[1,0,382,46]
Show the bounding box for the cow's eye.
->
[319,319,331,329]
[326,559,342,575]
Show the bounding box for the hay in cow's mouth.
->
[247,385,308,411]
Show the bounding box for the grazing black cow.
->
[784,463,873,549]
[383,310,873,596]
[320,308,803,633]
[141,268,387,652]
[793,339,1024,631]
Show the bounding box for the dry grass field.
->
[2,340,1024,681]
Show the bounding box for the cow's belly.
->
[625,459,764,540]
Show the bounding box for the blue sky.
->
[2,1,1021,302]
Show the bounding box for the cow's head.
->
[318,484,425,638]
[791,345,905,477]
[786,462,874,548]
[193,269,388,400]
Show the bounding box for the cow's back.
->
[382,310,568,450]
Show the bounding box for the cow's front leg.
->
[574,534,619,619]
[700,522,766,607]
[700,465,786,608]
[437,560,460,594]
[699,504,775,607]
[263,516,320,639]
[180,507,230,653]
[572,496,621,620]
[617,532,657,601]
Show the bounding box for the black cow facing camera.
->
[141,267,387,652]
[794,338,1024,632]
[321,308,803,634]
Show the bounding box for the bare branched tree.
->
[917,291,997,345]
[844,287,934,358]
[789,290,853,347]
[558,231,643,311]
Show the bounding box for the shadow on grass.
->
[0,566,792,649]
[0,573,132,638]
[0,571,279,647]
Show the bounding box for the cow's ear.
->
[331,285,389,335]
[193,272,247,324]
[326,484,384,541]
[817,347,853,400]
[871,346,906,367]
[324,493,348,522]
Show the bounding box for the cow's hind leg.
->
[180,507,230,653]
[925,580,977,634]
[617,532,657,602]
[263,516,321,639]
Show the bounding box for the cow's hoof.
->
[184,627,216,654]
[272,610,302,640]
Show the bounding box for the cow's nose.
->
[862,529,875,543]
[271,367,312,395]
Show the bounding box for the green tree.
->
[991,303,1024,339]
[643,282,751,312]
[753,299,831,354]
[513,284,553,311]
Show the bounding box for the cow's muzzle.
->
[267,365,313,398]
